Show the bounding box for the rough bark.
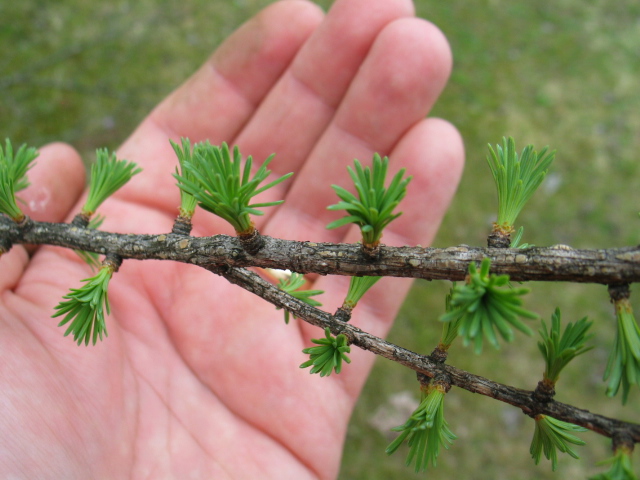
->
[2,217,639,284]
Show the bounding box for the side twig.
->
[210,264,640,444]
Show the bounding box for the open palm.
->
[0,0,463,478]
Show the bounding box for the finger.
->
[232,0,415,173]
[0,142,86,292]
[111,0,324,224]
[301,119,465,398]
[262,17,453,241]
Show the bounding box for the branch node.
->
[487,230,511,248]
[417,371,452,394]
[533,379,556,403]
[429,345,449,364]
[612,431,635,453]
[71,213,91,228]
[171,214,193,236]
[335,305,353,323]
[428,372,452,393]
[608,283,631,302]
[103,253,123,273]
[362,242,381,261]
[238,228,264,255]
[417,372,432,387]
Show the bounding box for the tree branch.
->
[210,264,640,444]
[2,215,640,444]
[2,216,640,284]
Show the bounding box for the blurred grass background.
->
[1,1,639,478]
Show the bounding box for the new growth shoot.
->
[0,139,38,222]
[440,257,537,353]
[276,272,323,324]
[386,379,456,472]
[487,137,554,246]
[174,140,292,236]
[82,149,141,218]
[327,153,411,258]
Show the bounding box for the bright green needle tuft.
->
[300,327,351,377]
[52,264,114,346]
[0,139,38,221]
[386,382,456,472]
[487,137,554,233]
[589,447,638,480]
[343,276,382,308]
[604,297,640,404]
[174,141,292,234]
[170,138,199,217]
[530,415,586,471]
[327,153,411,249]
[538,308,593,386]
[82,149,141,216]
[440,257,537,353]
[276,272,323,324]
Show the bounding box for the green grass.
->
[1,1,639,478]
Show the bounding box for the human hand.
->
[0,0,463,478]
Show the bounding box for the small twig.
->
[208,264,640,443]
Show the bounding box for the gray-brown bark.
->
[2,216,639,284]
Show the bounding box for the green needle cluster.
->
[528,310,590,470]
[300,327,351,377]
[0,139,38,221]
[343,276,382,309]
[52,264,114,346]
[538,308,593,386]
[276,272,323,324]
[589,448,638,480]
[604,298,640,404]
[438,285,459,349]
[386,383,456,472]
[170,138,199,218]
[327,153,411,249]
[487,137,555,234]
[82,149,141,216]
[440,257,537,353]
[174,140,292,234]
[530,415,587,471]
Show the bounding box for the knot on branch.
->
[532,379,556,403]
[417,371,452,393]
[612,431,635,454]
[238,228,264,255]
[362,242,381,261]
[71,213,91,228]
[608,283,631,302]
[429,345,449,364]
[9,215,34,235]
[334,305,353,323]
[103,253,123,273]
[487,230,511,248]
[171,215,193,236]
